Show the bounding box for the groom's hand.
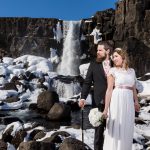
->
[78,99,86,108]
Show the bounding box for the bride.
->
[102,48,140,150]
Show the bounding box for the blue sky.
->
[0,0,117,20]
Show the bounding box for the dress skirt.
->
[103,88,135,150]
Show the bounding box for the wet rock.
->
[37,90,59,112]
[24,71,36,81]
[37,83,48,90]
[47,103,71,121]
[135,117,146,125]
[43,131,70,143]
[0,139,7,150]
[66,100,80,111]
[29,103,38,110]
[138,74,150,81]
[66,124,81,129]
[43,135,62,143]
[33,131,46,141]
[51,131,70,138]
[0,113,7,117]
[59,137,92,150]
[10,76,19,83]
[0,101,5,106]
[25,122,41,131]
[19,141,56,150]
[0,116,23,125]
[2,126,14,143]
[11,130,27,148]
[0,82,18,91]
[29,129,44,140]
[3,96,19,103]
[2,121,24,144]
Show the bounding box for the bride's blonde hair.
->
[113,48,130,70]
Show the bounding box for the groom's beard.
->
[96,55,106,63]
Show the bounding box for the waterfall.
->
[54,21,81,98]
[63,21,69,39]
[53,80,81,98]
[57,21,81,76]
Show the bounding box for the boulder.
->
[47,103,71,120]
[37,90,59,111]
[11,130,27,148]
[19,141,55,150]
[0,139,7,150]
[59,137,92,150]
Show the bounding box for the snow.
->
[79,63,90,79]
[7,143,16,150]
[14,55,53,74]
[85,20,93,23]
[3,121,23,136]
[49,48,59,64]
[90,27,102,44]
[0,100,24,110]
[53,21,63,43]
[0,65,9,76]
[0,90,18,100]
[2,57,14,65]
[56,21,63,43]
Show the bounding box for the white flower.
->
[88,108,103,127]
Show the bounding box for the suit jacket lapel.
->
[100,63,107,79]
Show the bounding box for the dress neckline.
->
[114,67,131,73]
[115,67,127,70]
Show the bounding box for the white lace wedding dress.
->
[103,67,136,150]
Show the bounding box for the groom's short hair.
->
[97,41,113,52]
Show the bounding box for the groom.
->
[79,41,113,150]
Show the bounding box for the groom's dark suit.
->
[81,59,107,150]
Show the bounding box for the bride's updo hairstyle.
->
[113,48,130,70]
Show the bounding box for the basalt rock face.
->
[81,8,115,59]
[0,0,150,76]
[113,0,150,76]
[0,18,62,58]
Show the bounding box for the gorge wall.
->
[0,0,150,76]
[114,0,150,76]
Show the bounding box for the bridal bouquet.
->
[88,108,103,127]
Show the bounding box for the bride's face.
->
[112,52,123,67]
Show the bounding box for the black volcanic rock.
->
[113,0,150,76]
[0,17,62,58]
[37,90,59,112]
[0,139,7,150]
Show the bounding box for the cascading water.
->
[54,81,81,99]
[54,21,82,98]
[57,21,81,76]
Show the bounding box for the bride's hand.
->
[134,101,140,112]
[102,109,108,119]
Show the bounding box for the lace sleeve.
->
[107,68,115,77]
[132,68,137,83]
[132,68,143,92]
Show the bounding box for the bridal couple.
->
[79,41,140,150]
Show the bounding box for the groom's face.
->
[97,45,107,59]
